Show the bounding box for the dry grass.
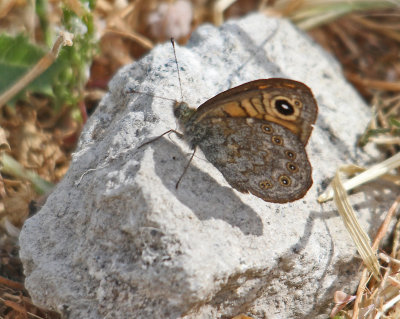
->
[311,5,400,318]
[1,0,400,318]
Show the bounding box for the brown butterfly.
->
[172,78,318,203]
[138,40,318,203]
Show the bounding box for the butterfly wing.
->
[192,117,313,203]
[188,79,318,145]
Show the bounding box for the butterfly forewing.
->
[188,78,318,145]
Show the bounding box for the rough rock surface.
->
[20,13,395,319]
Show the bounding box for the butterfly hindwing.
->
[192,117,313,203]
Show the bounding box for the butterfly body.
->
[173,78,318,203]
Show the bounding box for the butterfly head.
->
[173,101,195,125]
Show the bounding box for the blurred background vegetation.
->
[1,1,400,318]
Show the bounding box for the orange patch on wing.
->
[263,114,300,136]
[241,99,258,117]
[250,97,265,114]
[283,82,296,88]
[222,102,247,117]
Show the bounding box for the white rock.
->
[20,13,395,319]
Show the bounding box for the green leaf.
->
[0,34,65,105]
[0,0,98,114]
[389,116,400,128]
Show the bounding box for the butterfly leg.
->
[138,129,183,149]
[175,147,197,189]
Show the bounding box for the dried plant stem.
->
[104,29,153,50]
[352,268,370,319]
[350,15,400,42]
[0,276,25,290]
[372,195,400,249]
[391,219,400,258]
[319,152,400,202]
[347,72,400,92]
[332,172,380,280]
[352,195,400,318]
[371,267,390,319]
[213,0,237,25]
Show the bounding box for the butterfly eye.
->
[259,180,273,189]
[275,99,294,116]
[286,162,298,173]
[272,135,284,146]
[262,124,273,134]
[279,175,292,186]
[285,150,296,160]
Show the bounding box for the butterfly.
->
[138,40,318,203]
[172,78,318,203]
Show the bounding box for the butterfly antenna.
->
[128,88,177,103]
[171,38,184,102]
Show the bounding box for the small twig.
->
[346,72,400,92]
[371,262,391,318]
[391,219,400,258]
[352,268,371,319]
[0,276,25,290]
[104,28,153,50]
[350,15,400,43]
[372,195,400,250]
